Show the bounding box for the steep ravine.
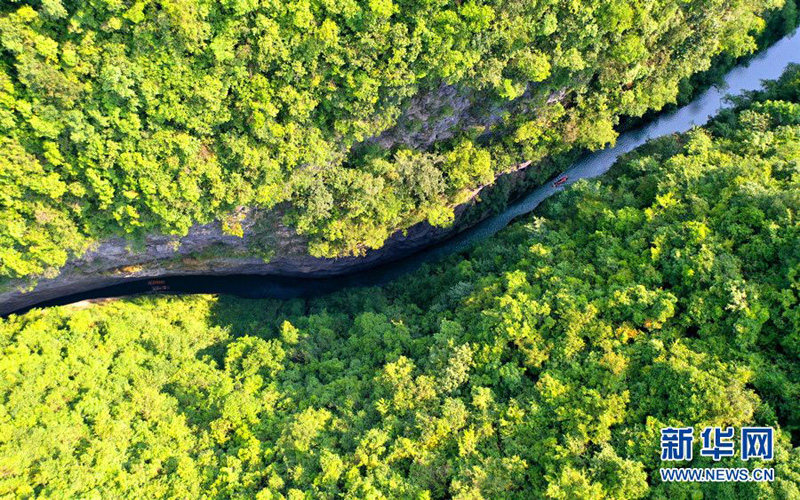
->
[2,31,800,316]
[0,163,533,316]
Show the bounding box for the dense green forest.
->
[1,66,798,498]
[1,0,798,281]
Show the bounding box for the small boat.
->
[147,279,166,286]
[553,176,569,187]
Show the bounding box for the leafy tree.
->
[2,66,800,498]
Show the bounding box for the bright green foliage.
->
[0,0,793,279]
[1,67,799,498]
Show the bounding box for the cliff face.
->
[0,81,552,316]
[367,83,505,150]
[0,181,496,316]
[365,82,567,151]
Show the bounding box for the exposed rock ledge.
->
[0,210,461,316]
[0,163,536,316]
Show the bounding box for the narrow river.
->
[5,30,800,315]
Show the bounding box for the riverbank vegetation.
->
[1,66,799,498]
[1,0,799,281]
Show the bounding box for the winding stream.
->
[5,31,800,315]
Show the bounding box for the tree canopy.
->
[1,65,799,498]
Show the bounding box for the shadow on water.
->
[4,31,800,317]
